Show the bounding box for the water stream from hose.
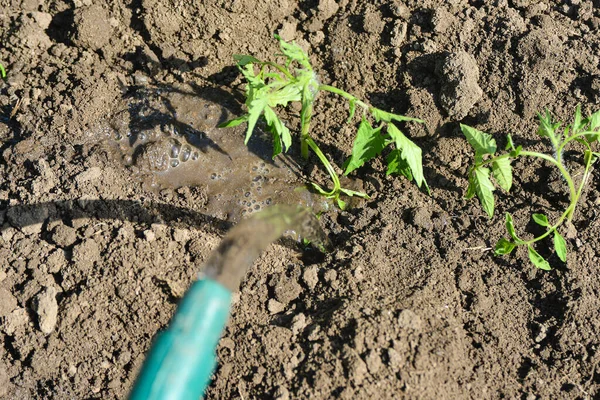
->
[200,205,330,291]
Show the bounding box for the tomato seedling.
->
[461,106,599,270]
[220,35,427,209]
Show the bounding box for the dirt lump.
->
[437,51,483,119]
[33,287,58,334]
[72,5,113,50]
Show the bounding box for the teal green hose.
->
[128,205,329,400]
[129,279,231,400]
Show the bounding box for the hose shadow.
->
[1,199,232,234]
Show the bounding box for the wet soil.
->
[1,0,600,399]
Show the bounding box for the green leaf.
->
[274,34,311,68]
[584,149,598,166]
[371,108,424,124]
[460,124,497,163]
[510,145,522,157]
[587,110,600,131]
[347,99,357,123]
[244,97,268,144]
[339,187,370,198]
[553,230,567,262]
[233,54,262,66]
[495,238,516,255]
[387,123,425,187]
[386,150,412,180]
[471,167,495,218]
[344,118,385,175]
[263,106,291,157]
[505,213,525,244]
[527,245,551,270]
[218,114,249,128]
[465,170,476,200]
[505,134,515,151]
[310,182,330,196]
[492,157,512,192]
[267,84,302,107]
[537,110,561,148]
[532,213,549,227]
[584,132,600,144]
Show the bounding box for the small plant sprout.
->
[220,35,427,209]
[0,63,6,79]
[461,106,600,270]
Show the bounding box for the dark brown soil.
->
[1,0,600,399]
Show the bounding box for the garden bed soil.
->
[1,0,600,399]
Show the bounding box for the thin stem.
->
[263,61,294,80]
[318,85,370,110]
[484,150,578,205]
[568,145,595,223]
[305,137,340,195]
[524,206,572,246]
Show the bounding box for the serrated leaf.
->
[553,231,567,262]
[218,114,249,128]
[300,78,317,147]
[460,124,497,163]
[492,157,512,192]
[471,167,495,218]
[344,118,385,175]
[239,63,261,87]
[537,110,561,147]
[274,34,311,68]
[495,238,516,255]
[505,213,525,244]
[267,84,302,107]
[527,245,551,270]
[587,110,600,131]
[386,149,413,180]
[245,97,268,144]
[387,123,424,187]
[233,54,261,66]
[263,106,291,157]
[532,213,549,227]
[371,108,424,124]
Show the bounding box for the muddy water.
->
[97,83,329,221]
[202,205,330,291]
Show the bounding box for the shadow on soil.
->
[0,199,232,234]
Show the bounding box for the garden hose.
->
[128,205,329,400]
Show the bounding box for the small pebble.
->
[267,299,285,314]
[302,266,319,290]
[143,229,156,242]
[34,287,58,334]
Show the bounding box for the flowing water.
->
[200,205,330,291]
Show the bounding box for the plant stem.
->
[318,85,370,111]
[305,137,340,196]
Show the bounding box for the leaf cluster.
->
[461,107,600,270]
[220,35,426,208]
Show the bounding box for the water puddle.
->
[96,83,330,221]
